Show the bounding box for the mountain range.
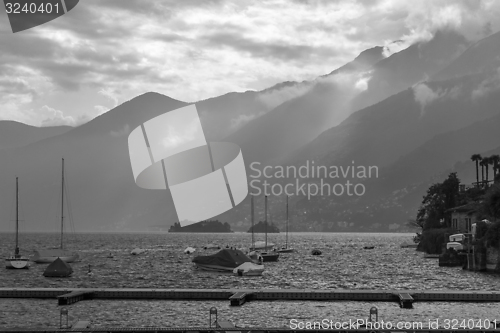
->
[1,29,500,232]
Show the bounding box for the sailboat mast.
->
[15,177,19,255]
[251,195,255,249]
[265,195,268,250]
[61,158,64,250]
[286,195,288,249]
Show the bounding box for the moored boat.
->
[261,196,278,262]
[233,262,264,276]
[249,240,275,251]
[43,257,73,277]
[192,249,254,272]
[5,177,29,269]
[260,251,280,262]
[130,248,147,255]
[278,196,295,253]
[33,159,79,264]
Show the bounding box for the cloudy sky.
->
[0,0,499,127]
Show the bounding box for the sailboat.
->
[260,195,279,262]
[248,195,262,263]
[5,177,30,269]
[278,196,295,253]
[33,159,79,264]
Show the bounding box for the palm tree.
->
[471,154,482,187]
[483,184,500,222]
[490,155,500,181]
[484,156,492,187]
[480,159,486,188]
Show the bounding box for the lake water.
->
[0,232,499,329]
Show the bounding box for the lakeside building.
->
[446,203,500,272]
[448,203,479,234]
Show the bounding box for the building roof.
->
[446,202,480,214]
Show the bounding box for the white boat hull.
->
[234,269,264,276]
[278,248,295,253]
[194,264,234,272]
[233,262,264,276]
[5,257,29,269]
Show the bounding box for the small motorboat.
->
[130,248,146,255]
[184,247,196,254]
[193,249,253,272]
[311,249,322,255]
[43,257,73,277]
[203,244,221,250]
[249,240,275,251]
[446,242,464,251]
[233,262,264,276]
[278,247,295,253]
[260,251,279,262]
[248,251,263,264]
[449,234,466,242]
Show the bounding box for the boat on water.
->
[249,240,274,251]
[184,247,196,254]
[43,257,73,277]
[233,262,264,276]
[130,248,147,255]
[192,248,254,272]
[33,159,79,264]
[278,195,295,253]
[5,177,29,269]
[203,244,221,250]
[259,196,279,262]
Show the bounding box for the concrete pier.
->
[229,291,252,306]
[57,290,95,305]
[396,293,414,308]
[1,288,500,303]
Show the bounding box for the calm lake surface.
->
[0,232,499,329]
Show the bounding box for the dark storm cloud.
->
[203,32,336,62]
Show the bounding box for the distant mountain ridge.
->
[0,121,71,150]
[225,30,471,166]
[1,29,500,232]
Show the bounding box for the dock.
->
[396,292,414,308]
[1,288,500,306]
[57,290,95,305]
[216,320,240,333]
[229,291,253,306]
